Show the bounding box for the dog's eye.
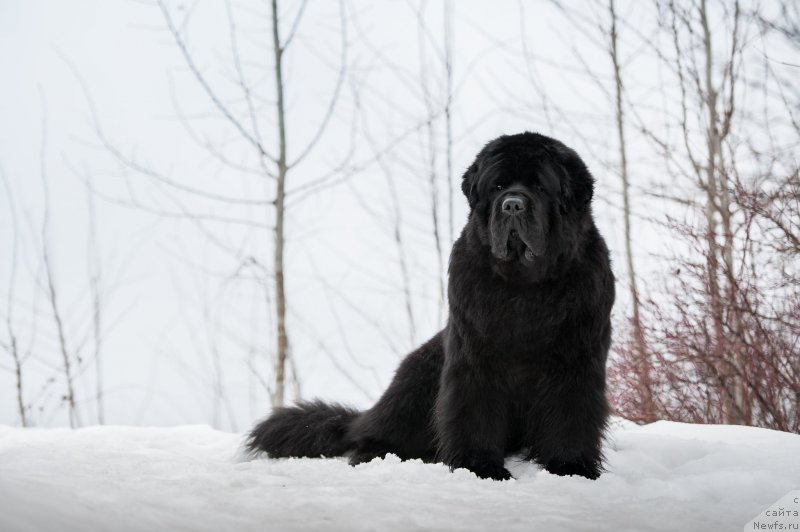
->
[496,184,504,191]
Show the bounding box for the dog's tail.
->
[245,400,360,458]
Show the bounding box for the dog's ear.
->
[552,144,594,211]
[461,161,479,208]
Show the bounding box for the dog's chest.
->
[453,274,575,350]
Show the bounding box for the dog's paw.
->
[470,461,513,481]
[544,458,601,480]
[348,448,387,466]
[452,450,513,481]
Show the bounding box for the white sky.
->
[1,0,787,429]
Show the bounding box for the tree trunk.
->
[699,0,744,425]
[271,0,289,408]
[444,0,454,245]
[609,0,654,422]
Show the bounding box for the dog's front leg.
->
[434,341,512,481]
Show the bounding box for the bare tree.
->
[415,0,447,323]
[39,100,81,428]
[269,0,291,409]
[0,165,28,426]
[147,0,349,407]
[607,0,800,431]
[444,0,455,245]
[608,0,654,422]
[358,104,418,346]
[85,177,104,424]
[1,146,115,428]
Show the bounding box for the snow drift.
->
[0,418,797,531]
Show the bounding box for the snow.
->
[1,418,798,532]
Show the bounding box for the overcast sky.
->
[1,0,765,429]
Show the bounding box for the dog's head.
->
[461,132,595,274]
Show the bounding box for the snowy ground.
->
[1,418,798,532]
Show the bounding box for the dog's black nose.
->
[502,195,525,215]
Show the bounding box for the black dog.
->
[247,132,614,481]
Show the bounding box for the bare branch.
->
[0,165,28,426]
[288,0,348,169]
[281,0,310,50]
[38,91,80,428]
[156,0,277,163]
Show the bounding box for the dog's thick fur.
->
[247,132,615,480]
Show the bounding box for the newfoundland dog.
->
[246,132,615,481]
